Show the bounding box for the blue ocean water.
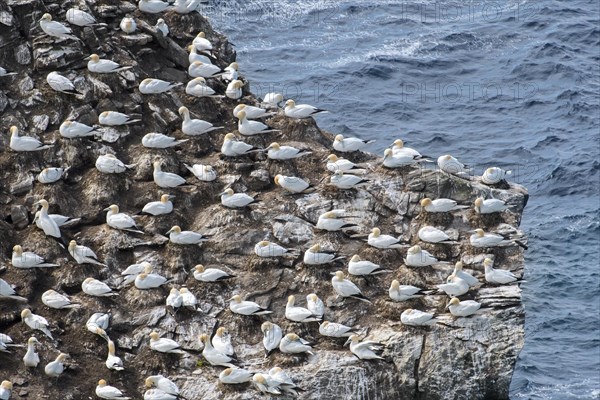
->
[202,0,600,398]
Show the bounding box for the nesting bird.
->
[139,78,182,94]
[141,194,174,216]
[368,227,403,249]
[47,71,80,95]
[149,332,185,354]
[284,99,327,119]
[39,13,79,41]
[254,240,290,257]
[261,321,283,356]
[12,245,58,269]
[228,294,272,316]
[105,204,143,233]
[333,134,374,152]
[400,309,437,326]
[142,133,188,148]
[96,154,134,174]
[345,335,384,360]
[220,188,258,208]
[192,264,234,282]
[274,174,311,193]
[69,240,106,266]
[99,111,140,126]
[153,161,187,188]
[331,271,371,303]
[9,126,53,151]
[266,142,311,160]
[86,54,132,73]
[389,280,428,301]
[21,309,53,339]
[179,106,223,135]
[185,163,217,182]
[285,295,322,323]
[59,120,99,138]
[166,225,208,245]
[420,197,467,213]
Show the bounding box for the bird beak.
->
[103,207,110,211]
[83,56,91,61]
[218,191,226,197]
[168,195,176,200]
[226,296,235,301]
[33,201,40,206]
[166,228,173,234]
[344,338,351,346]
[322,157,328,162]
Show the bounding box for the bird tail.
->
[8,295,28,302]
[351,294,372,304]
[37,263,60,267]
[254,310,273,315]
[124,119,142,125]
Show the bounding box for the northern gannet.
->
[219,368,253,384]
[330,171,369,189]
[261,321,282,356]
[418,226,452,243]
[82,278,117,297]
[192,264,234,282]
[0,381,11,399]
[390,139,423,158]
[220,188,258,208]
[198,334,235,367]
[252,373,282,395]
[383,148,425,168]
[149,332,185,354]
[212,327,234,356]
[331,271,371,303]
[141,194,174,216]
[193,32,212,53]
[274,174,311,193]
[166,288,182,312]
[21,309,53,339]
[368,227,402,249]
[9,126,53,151]
[145,375,179,397]
[268,367,302,396]
[155,18,169,36]
[233,104,275,119]
[0,278,26,301]
[185,77,222,98]
[254,240,290,257]
[405,245,441,267]
[420,197,467,213]
[333,134,374,152]
[69,240,106,266]
[12,245,58,269]
[42,290,80,309]
[188,61,222,78]
[179,288,198,311]
[99,111,140,126]
[96,379,131,399]
[389,280,428,301]
[225,80,244,99]
[400,309,437,326]
[121,262,147,286]
[96,154,134,174]
[306,293,324,318]
[262,92,284,108]
[138,0,170,14]
[452,261,479,287]
[237,110,279,135]
[38,167,69,184]
[348,254,389,276]
[33,211,79,229]
[178,106,223,135]
[173,0,202,14]
[285,295,321,322]
[23,337,40,368]
[447,298,481,317]
[284,99,327,119]
[86,54,132,73]
[266,142,310,160]
[319,321,356,338]
[47,71,80,95]
[184,164,217,182]
[86,313,110,339]
[482,167,512,185]
[106,340,124,371]
[39,13,78,41]
[221,133,257,156]
[119,17,136,34]
[279,333,314,355]
[474,197,508,214]
[221,62,239,82]
[436,275,469,297]
[316,211,357,231]
[153,161,187,188]
[166,225,208,245]
[59,120,99,138]
[34,199,61,238]
[187,45,212,64]
[484,258,519,284]
[326,154,363,174]
[66,8,105,27]
[345,335,384,360]
[437,155,471,177]
[469,228,511,248]
[229,294,272,316]
[134,264,170,289]
[44,353,67,377]
[104,204,143,233]
[303,244,344,265]
[139,78,182,94]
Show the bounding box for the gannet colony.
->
[0,1,529,399]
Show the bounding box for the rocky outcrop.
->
[0,2,526,399]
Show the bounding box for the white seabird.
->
[173,0,202,14]
[96,154,134,174]
[9,126,53,151]
[198,334,235,367]
[34,199,61,238]
[179,288,198,311]
[45,353,67,378]
[105,204,143,233]
[166,288,182,312]
[437,155,471,177]
[237,110,279,135]
[99,111,140,126]
[23,337,40,368]
[279,333,314,355]
[21,309,53,339]
[447,297,481,317]
[252,373,281,395]
[96,379,131,400]
[166,225,208,245]
[221,62,239,82]
[254,240,290,257]
[303,244,344,265]
[229,294,272,316]
[33,211,79,229]
[193,32,212,53]
[69,240,105,266]
[143,132,188,149]
[220,188,258,208]
[474,197,508,214]
[39,13,78,41]
[47,71,80,95]
[420,197,467,213]
[134,264,169,290]
[82,278,117,297]
[267,142,310,160]
[261,321,282,356]
[326,154,364,174]
[368,227,402,249]
[12,245,58,269]
[436,275,470,297]
[389,280,428,301]
[59,120,99,138]
[153,161,187,188]
[274,174,311,194]
[319,321,355,338]
[333,134,374,152]
[484,258,519,284]
[285,295,321,323]
[143,389,178,400]
[0,381,11,400]
[452,261,479,287]
[219,368,253,384]
[383,148,425,168]
[141,194,174,216]
[138,0,170,14]
[185,77,222,98]
[155,18,169,36]
[42,290,80,309]
[418,226,452,243]
[225,80,244,99]
[469,228,508,247]
[212,327,235,356]
[316,211,357,231]
[306,293,324,318]
[86,313,110,339]
[188,61,221,78]
[269,367,301,396]
[390,139,424,158]
[400,309,437,326]
[149,332,185,354]
[221,133,258,156]
[482,167,512,185]
[139,78,181,94]
[106,340,124,371]
[330,171,369,190]
[331,271,371,303]
[187,45,212,64]
[0,278,26,301]
[86,54,132,73]
[284,99,327,119]
[120,17,136,34]
[262,92,284,108]
[66,8,104,27]
[192,264,234,282]
[185,163,217,182]
[145,375,180,397]
[405,245,441,267]
[0,67,16,77]
[233,104,275,119]
[38,167,69,184]
[348,254,389,276]
[178,106,223,136]
[121,262,147,286]
[345,335,384,360]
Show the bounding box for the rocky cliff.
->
[0,1,527,399]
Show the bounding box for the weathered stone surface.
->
[0,2,527,400]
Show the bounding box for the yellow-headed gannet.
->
[437,154,471,177]
[220,188,258,208]
[38,167,68,184]
[39,14,79,41]
[306,293,324,318]
[69,240,106,266]
[237,110,279,135]
[225,80,244,99]
[316,211,357,231]
[179,288,198,311]
[436,275,469,297]
[139,78,181,94]
[420,198,467,213]
[166,225,208,245]
[86,313,110,339]
[279,333,314,355]
[155,18,168,36]
[185,77,222,98]
[212,327,235,356]
[86,54,132,73]
[104,204,143,233]
[274,174,311,194]
[452,261,479,287]
[99,111,140,126]
[106,340,124,371]
[252,373,281,395]
[447,297,481,317]
[348,254,389,276]
[219,368,253,384]
[266,142,310,160]
[135,264,170,289]
[193,32,212,53]
[188,61,222,78]
[390,139,423,158]
[21,309,53,338]
[141,194,174,216]
[12,245,58,269]
[33,211,79,229]
[368,227,402,249]
[254,240,290,257]
[138,0,170,13]
[82,278,117,297]
[66,8,105,27]
[23,337,40,367]
[285,295,321,323]
[418,226,452,243]
[233,104,275,119]
[405,245,442,267]
[34,199,61,238]
[389,280,428,301]
[192,264,234,282]
[221,62,239,82]
[319,321,356,338]
[166,288,182,312]
[173,0,201,13]
[59,120,99,138]
[262,92,284,108]
[44,353,67,377]
[96,379,130,399]
[333,134,374,153]
[484,258,519,284]
[326,154,363,174]
[187,45,212,64]
[331,271,371,303]
[47,71,80,95]
[330,171,369,189]
[469,228,510,248]
[178,106,223,136]
[284,99,327,119]
[474,197,508,214]
[303,244,344,265]
[261,321,282,356]
[229,294,272,316]
[145,375,179,397]
[482,167,512,185]
[42,290,80,309]
[0,278,27,302]
[121,262,147,286]
[184,163,217,182]
[345,335,384,360]
[119,17,136,34]
[0,381,11,399]
[400,309,437,326]
[153,161,187,188]
[149,332,185,354]
[221,133,257,156]
[268,367,301,396]
[9,126,53,151]
[198,334,235,367]
[383,148,425,168]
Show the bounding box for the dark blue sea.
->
[201,0,600,398]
